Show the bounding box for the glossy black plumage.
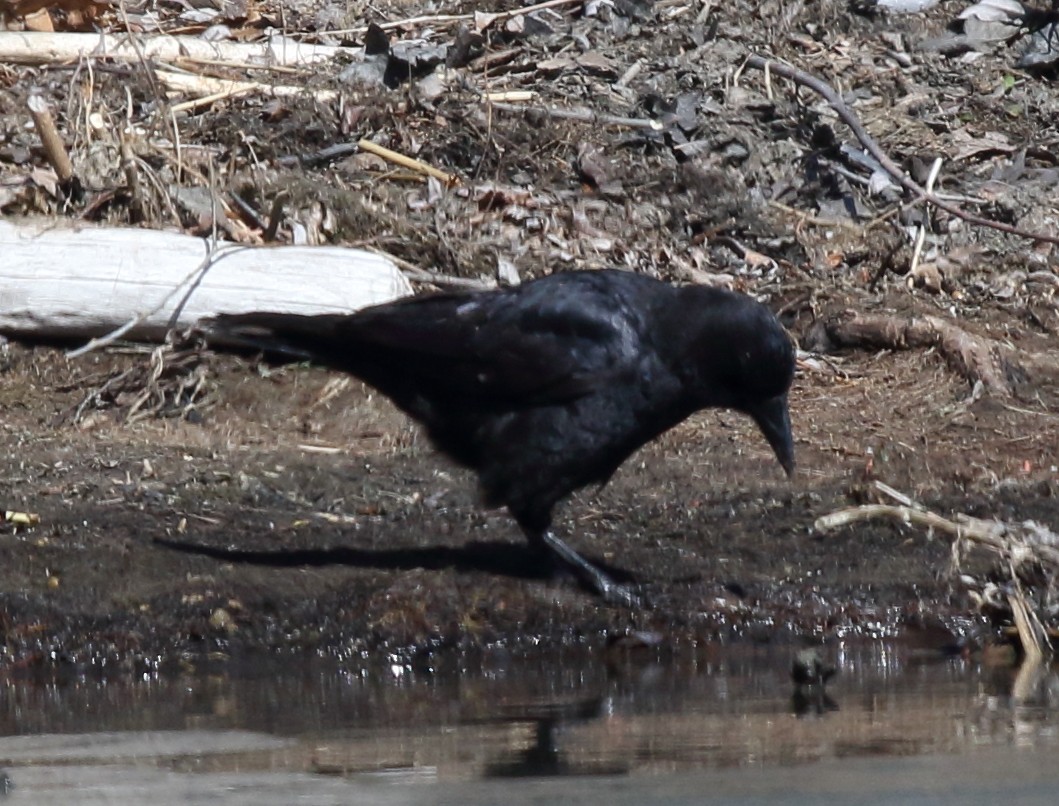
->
[207,270,796,604]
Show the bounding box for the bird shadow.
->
[153,536,634,584]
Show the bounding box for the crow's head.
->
[672,286,796,475]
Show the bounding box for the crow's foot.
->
[535,529,642,608]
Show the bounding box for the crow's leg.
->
[519,523,641,608]
[541,530,641,607]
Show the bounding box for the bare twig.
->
[275,142,359,169]
[119,132,144,222]
[27,94,74,184]
[66,248,218,359]
[488,102,663,130]
[157,69,339,113]
[116,0,164,105]
[326,13,473,35]
[170,56,306,75]
[744,55,1059,247]
[263,191,288,242]
[365,247,495,289]
[908,157,942,279]
[1010,579,1048,662]
[357,139,460,185]
[482,90,536,102]
[816,482,1059,567]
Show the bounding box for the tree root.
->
[807,309,1059,401]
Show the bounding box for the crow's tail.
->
[202,312,356,365]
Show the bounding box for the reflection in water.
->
[0,641,1057,802]
[790,647,840,717]
[790,686,840,717]
[481,698,629,778]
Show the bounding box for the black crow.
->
[205,269,795,605]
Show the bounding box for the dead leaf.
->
[24,7,53,30]
[474,10,499,32]
[744,249,776,271]
[576,50,618,78]
[951,129,1015,161]
[537,56,574,75]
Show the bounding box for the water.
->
[1,641,1057,804]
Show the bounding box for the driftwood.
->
[0,30,358,67]
[0,219,412,343]
[807,309,1059,400]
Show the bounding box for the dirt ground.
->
[2,0,1059,672]
[0,332,1055,673]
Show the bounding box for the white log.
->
[0,219,413,342]
[0,31,361,68]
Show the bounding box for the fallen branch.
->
[744,55,1059,247]
[816,501,1059,566]
[66,246,215,359]
[807,308,1059,400]
[816,481,1059,656]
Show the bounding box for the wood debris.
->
[817,481,1059,657]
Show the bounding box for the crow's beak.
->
[748,393,795,477]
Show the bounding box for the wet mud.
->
[2,337,1055,674]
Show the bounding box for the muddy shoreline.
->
[4,338,1052,674]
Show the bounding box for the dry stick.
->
[263,191,288,243]
[366,247,494,290]
[487,102,662,130]
[27,94,74,184]
[157,69,339,113]
[816,483,1056,657]
[119,132,144,222]
[111,0,187,208]
[744,55,1059,247]
[171,56,305,75]
[488,0,586,21]
[616,59,643,89]
[115,0,164,104]
[816,483,1059,566]
[767,199,862,231]
[483,90,536,102]
[907,157,942,279]
[816,503,1000,544]
[170,89,247,115]
[357,139,460,185]
[1010,575,1048,663]
[1,511,39,527]
[327,13,471,35]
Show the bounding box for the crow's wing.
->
[335,279,654,406]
